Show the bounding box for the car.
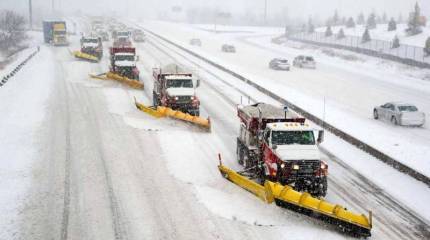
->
[221,44,236,53]
[293,55,316,68]
[269,58,290,70]
[189,38,202,46]
[373,102,425,127]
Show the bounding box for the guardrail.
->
[0,47,40,87]
[141,27,430,187]
[288,32,430,69]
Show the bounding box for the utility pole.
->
[264,0,267,25]
[28,0,33,30]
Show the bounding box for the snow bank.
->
[0,44,54,239]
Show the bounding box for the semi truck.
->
[113,30,132,47]
[43,20,68,46]
[152,64,200,116]
[236,103,328,197]
[109,47,140,80]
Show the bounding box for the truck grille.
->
[289,160,320,176]
[177,96,191,102]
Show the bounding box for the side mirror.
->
[272,144,278,150]
[317,130,324,144]
[136,55,140,61]
[196,79,200,88]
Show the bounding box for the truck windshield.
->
[271,131,315,145]
[54,30,66,35]
[166,79,193,88]
[115,55,134,61]
[83,39,98,43]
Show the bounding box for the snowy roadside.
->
[315,23,430,48]
[0,34,55,239]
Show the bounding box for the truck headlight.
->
[280,163,285,169]
[174,96,179,100]
[293,164,300,170]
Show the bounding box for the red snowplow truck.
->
[152,64,200,116]
[109,47,140,80]
[236,103,328,197]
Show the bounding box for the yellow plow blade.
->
[89,72,144,89]
[218,162,372,238]
[218,164,271,203]
[72,50,99,62]
[133,97,165,118]
[133,99,211,130]
[157,106,211,130]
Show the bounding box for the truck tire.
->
[319,176,328,197]
[373,109,379,119]
[236,139,244,165]
[153,92,159,107]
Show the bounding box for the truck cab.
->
[236,103,327,197]
[110,47,140,80]
[43,20,68,46]
[260,123,327,196]
[80,36,103,59]
[153,66,200,116]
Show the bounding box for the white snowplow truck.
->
[80,36,103,60]
[152,64,200,116]
[236,103,328,197]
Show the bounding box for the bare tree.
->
[0,10,28,55]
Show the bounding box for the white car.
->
[189,38,202,46]
[373,102,425,127]
[293,55,316,69]
[221,44,236,53]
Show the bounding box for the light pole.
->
[264,0,267,25]
[28,0,33,30]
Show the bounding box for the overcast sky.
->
[1,0,429,22]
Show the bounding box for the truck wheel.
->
[391,116,398,125]
[152,93,159,107]
[373,109,379,119]
[237,147,244,165]
[319,177,328,197]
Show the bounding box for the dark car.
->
[269,58,291,71]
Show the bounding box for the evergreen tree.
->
[367,13,377,29]
[398,13,403,23]
[362,27,371,43]
[392,35,400,48]
[337,28,346,39]
[382,12,387,23]
[333,10,339,25]
[425,37,430,56]
[346,17,356,28]
[325,24,333,37]
[357,13,365,25]
[388,18,397,31]
[301,23,307,33]
[406,2,423,35]
[307,17,315,33]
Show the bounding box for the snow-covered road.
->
[1,19,429,240]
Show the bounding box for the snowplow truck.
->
[113,30,132,48]
[109,47,140,80]
[152,64,200,116]
[236,103,328,197]
[80,36,103,60]
[132,29,146,42]
[43,20,68,46]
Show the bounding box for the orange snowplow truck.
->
[236,103,328,197]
